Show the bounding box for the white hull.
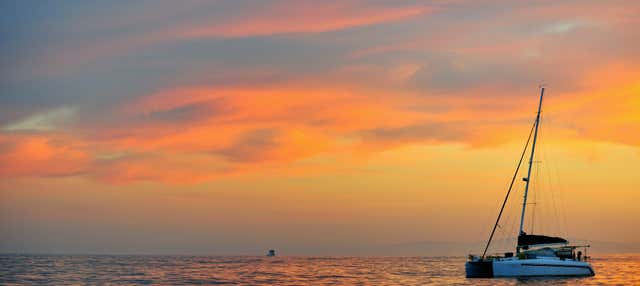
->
[493,257,594,277]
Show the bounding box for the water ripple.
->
[0,254,637,285]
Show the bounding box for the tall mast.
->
[518,87,545,240]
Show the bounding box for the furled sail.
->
[518,233,568,246]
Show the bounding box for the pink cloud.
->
[180,2,431,38]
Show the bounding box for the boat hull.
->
[466,258,594,278]
[465,260,493,278]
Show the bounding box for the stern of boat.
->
[465,257,494,278]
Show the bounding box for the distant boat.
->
[466,87,595,278]
[266,249,276,257]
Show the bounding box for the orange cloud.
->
[5,58,639,185]
[556,63,640,146]
[91,152,228,184]
[66,83,429,183]
[0,133,90,177]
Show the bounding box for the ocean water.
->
[1,254,638,285]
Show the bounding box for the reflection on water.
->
[1,254,638,285]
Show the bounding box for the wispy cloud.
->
[2,107,76,131]
[178,2,431,38]
[2,0,640,184]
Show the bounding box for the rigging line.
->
[538,112,548,235]
[546,120,567,238]
[496,196,512,251]
[481,121,536,259]
[499,199,518,252]
[545,146,560,235]
[541,115,557,236]
[543,129,549,235]
[531,113,542,235]
[494,203,509,252]
[551,135,570,238]
[497,176,519,251]
[541,112,567,238]
[531,160,539,233]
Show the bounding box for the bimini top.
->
[518,233,568,246]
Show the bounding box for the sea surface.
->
[1,254,638,285]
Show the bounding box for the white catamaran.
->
[466,87,595,278]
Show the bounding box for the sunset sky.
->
[1,0,639,255]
